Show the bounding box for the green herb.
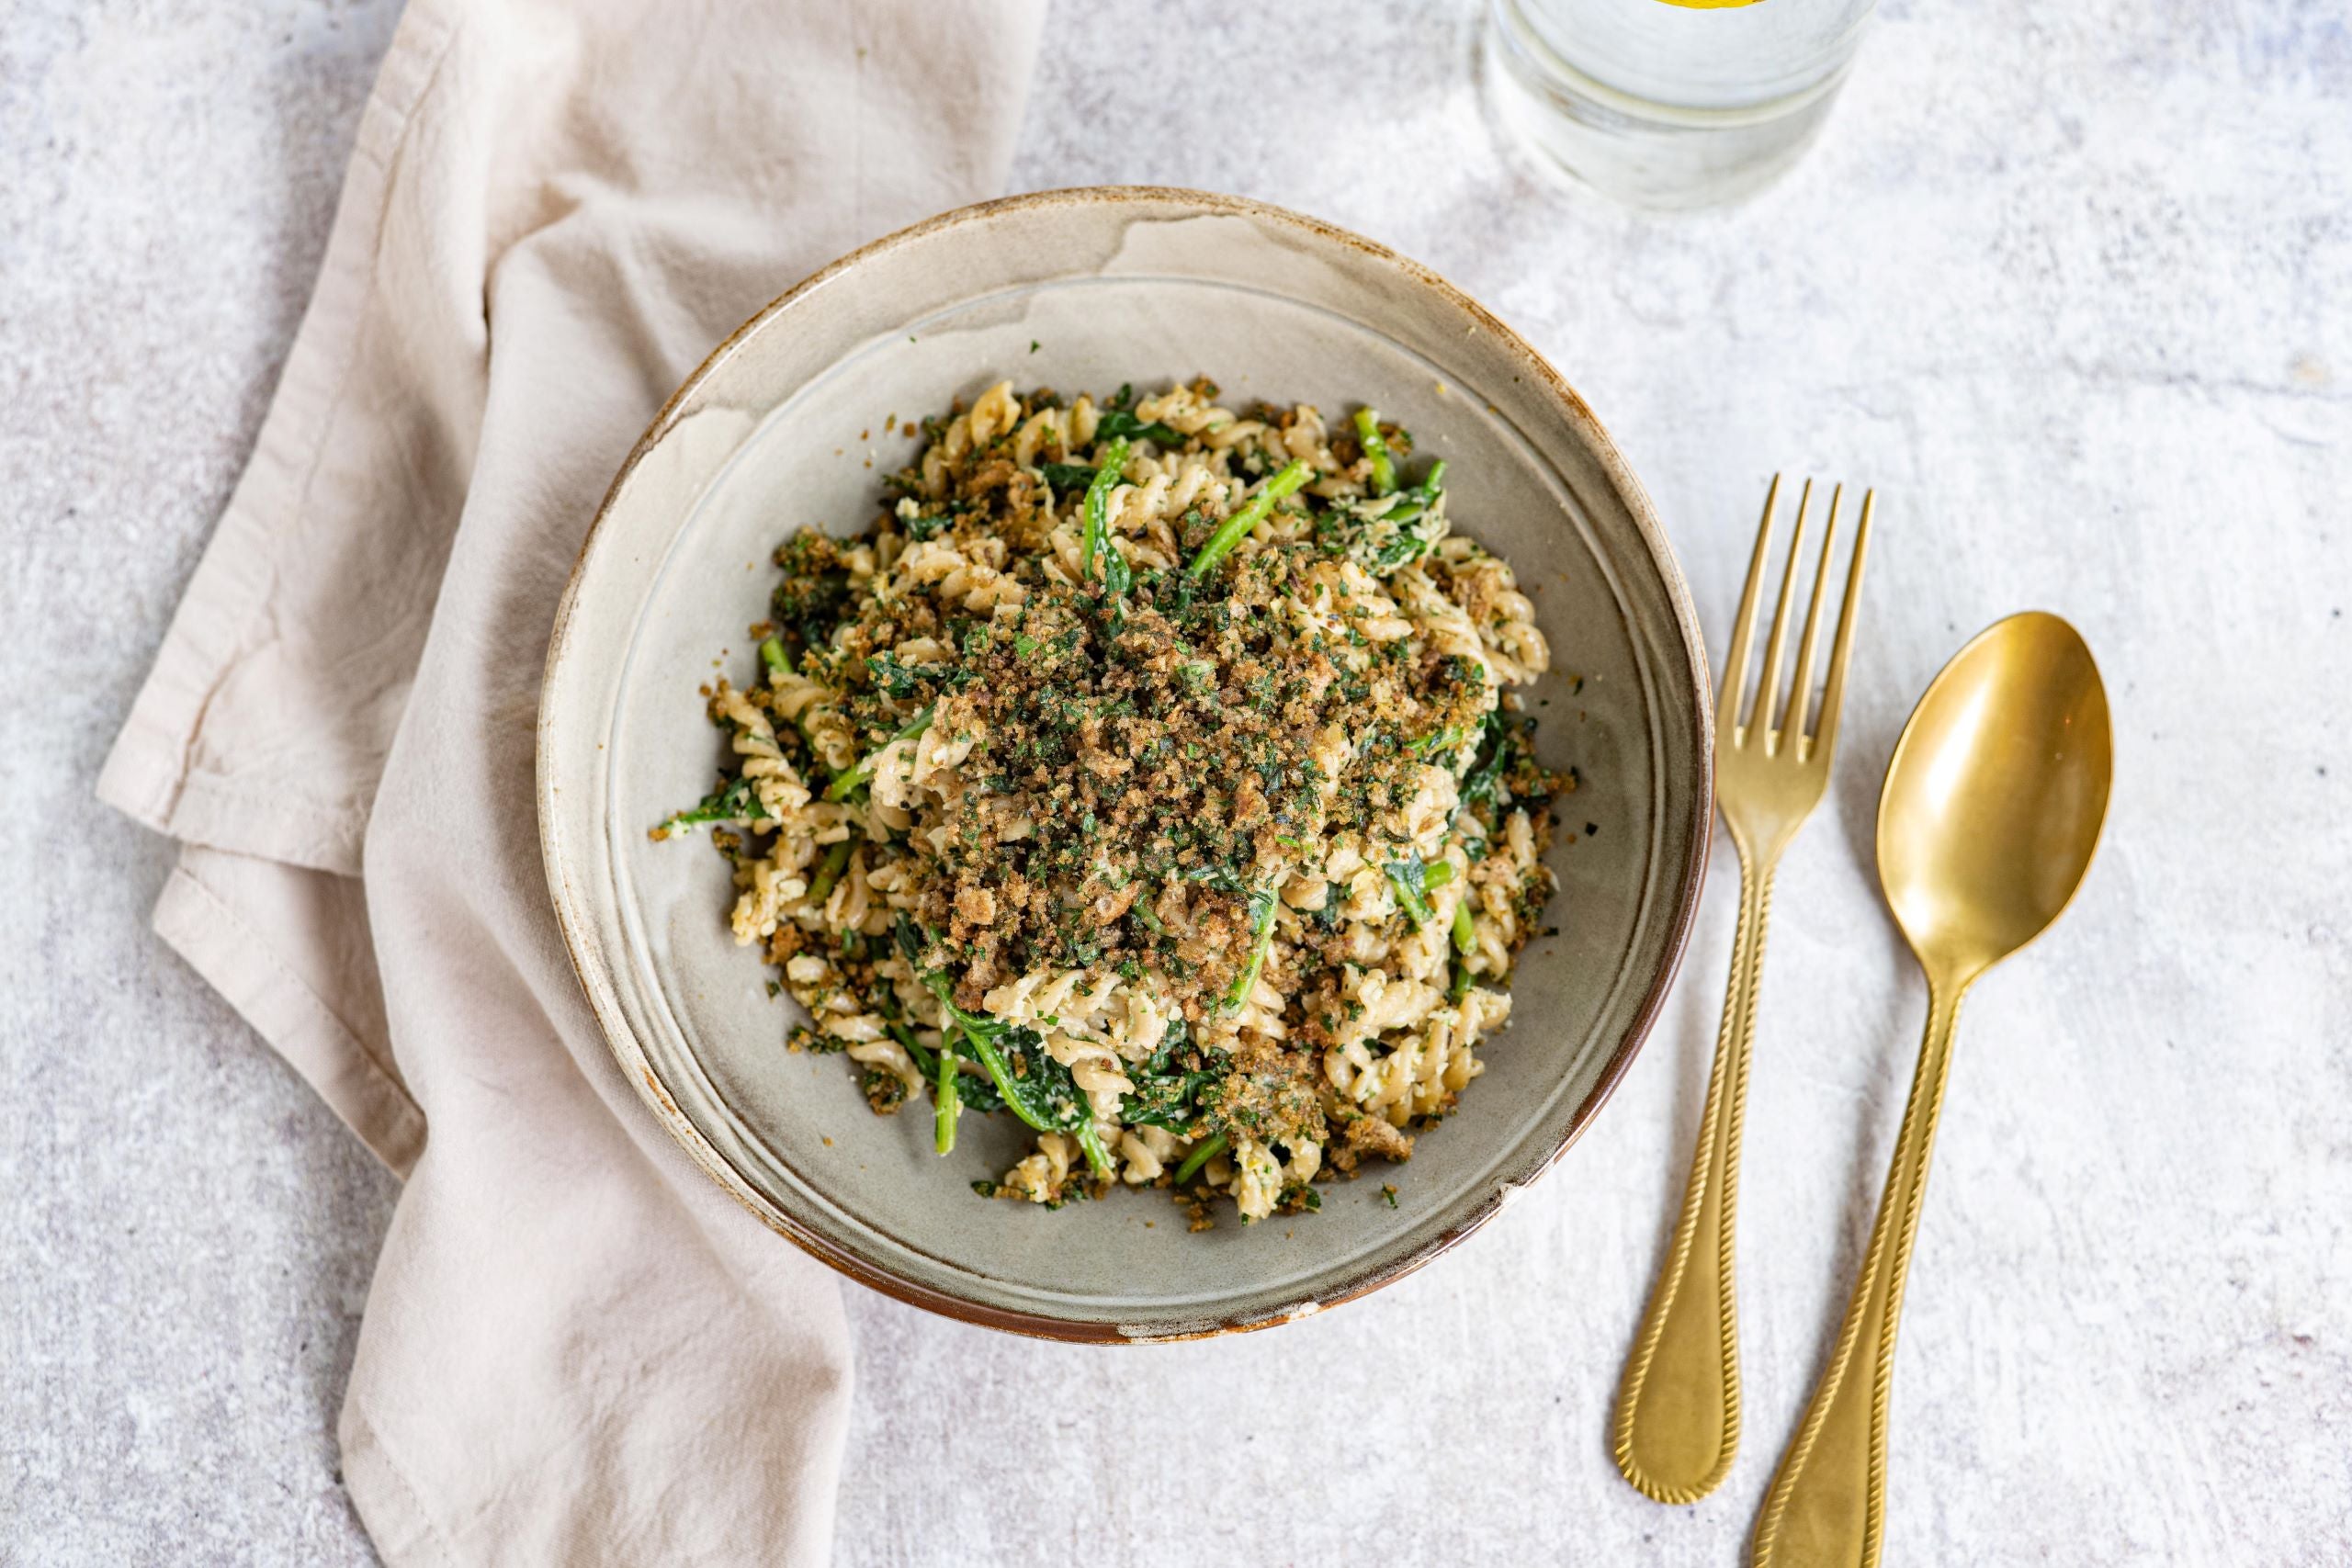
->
[1188,459,1315,579]
[1182,863,1248,896]
[1039,462,1097,494]
[1353,407,1396,496]
[1381,1184,1399,1209]
[1174,1132,1228,1185]
[824,704,935,802]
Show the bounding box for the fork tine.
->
[1753,479,1814,740]
[1782,484,1843,751]
[1720,475,1782,735]
[1812,488,1876,758]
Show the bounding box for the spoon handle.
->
[1752,981,1966,1568]
[1612,855,1777,1503]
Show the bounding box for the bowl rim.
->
[539,184,1714,1342]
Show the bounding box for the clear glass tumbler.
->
[1486,0,1879,209]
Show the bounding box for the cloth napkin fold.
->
[96,0,1044,1559]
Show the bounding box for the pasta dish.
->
[656,378,1570,1224]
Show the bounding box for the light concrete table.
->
[6,1,2346,1562]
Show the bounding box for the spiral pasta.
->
[658,378,1574,1225]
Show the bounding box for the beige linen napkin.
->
[96,0,1044,1559]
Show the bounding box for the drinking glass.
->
[1485,0,1879,209]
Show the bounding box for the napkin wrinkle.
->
[97,0,1046,1561]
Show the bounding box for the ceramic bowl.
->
[539,186,1711,1340]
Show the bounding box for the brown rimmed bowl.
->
[537,186,1712,1341]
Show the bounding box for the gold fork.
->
[1612,475,1876,1504]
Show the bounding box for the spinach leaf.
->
[864,650,926,699]
[1456,709,1516,814]
[893,917,1109,1174]
[1093,409,1183,446]
[1221,885,1279,1012]
[1384,854,1434,931]
[1117,1017,1227,1133]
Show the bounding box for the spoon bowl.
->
[1755,610,2112,1568]
[1878,611,2114,984]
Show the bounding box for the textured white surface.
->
[5,1,2348,1563]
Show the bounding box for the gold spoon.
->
[1752,611,2113,1568]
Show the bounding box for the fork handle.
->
[1752,982,1966,1568]
[1612,853,1776,1503]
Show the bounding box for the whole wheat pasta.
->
[656,379,1574,1224]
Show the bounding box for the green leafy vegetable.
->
[1222,885,1279,1012]
[1040,462,1098,494]
[1316,459,1448,573]
[823,704,936,802]
[1092,409,1183,446]
[1410,723,1465,758]
[1117,1018,1227,1133]
[893,917,1111,1176]
[1080,435,1132,590]
[655,774,771,836]
[1188,459,1315,579]
[1456,709,1516,815]
[1385,856,1433,931]
[865,650,926,699]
